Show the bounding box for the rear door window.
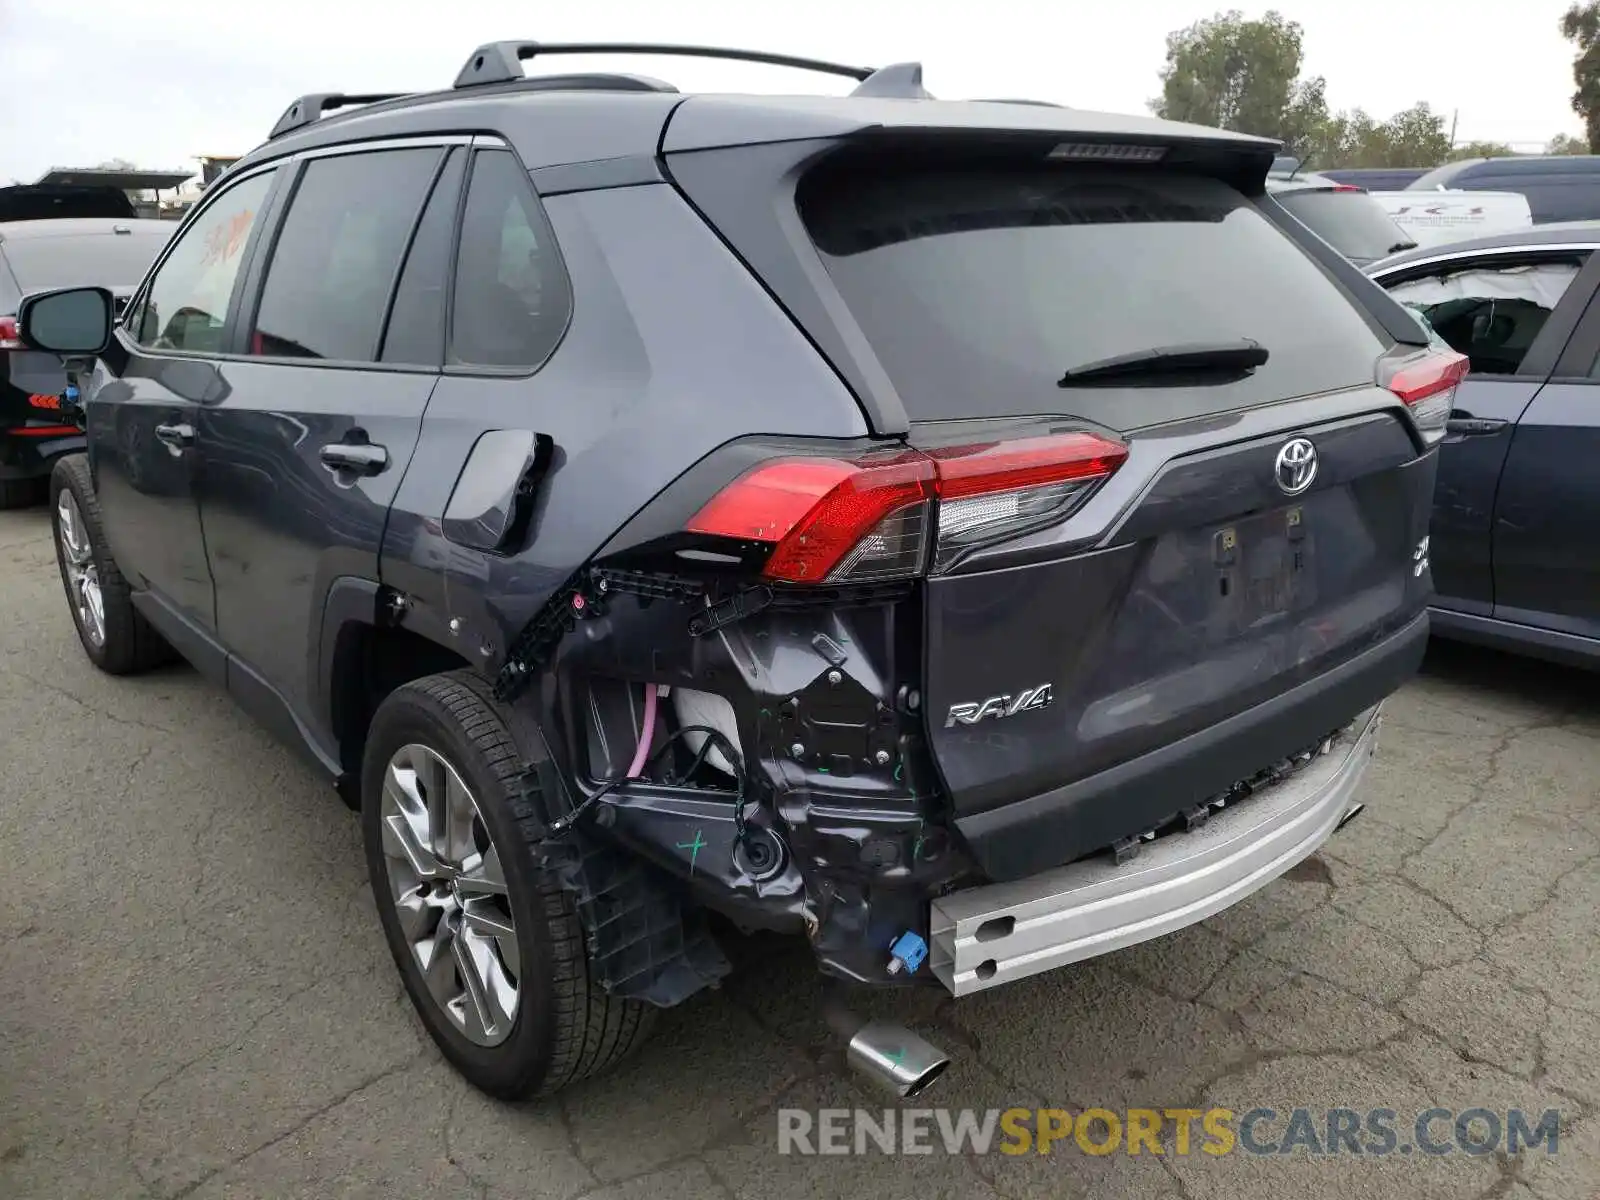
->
[1272,188,1415,262]
[798,163,1389,431]
[248,148,442,363]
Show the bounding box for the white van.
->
[1371,190,1532,248]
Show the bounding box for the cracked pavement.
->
[1,504,1596,1199]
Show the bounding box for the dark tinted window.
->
[129,170,275,354]
[0,185,136,222]
[250,148,441,362]
[381,149,465,367]
[1274,189,1415,263]
[799,163,1388,429]
[449,150,569,369]
[0,229,171,291]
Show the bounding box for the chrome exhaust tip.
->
[1336,802,1365,832]
[844,1020,951,1100]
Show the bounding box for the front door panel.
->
[1492,380,1600,637]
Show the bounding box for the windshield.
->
[1275,188,1415,263]
[1,231,171,293]
[798,162,1387,430]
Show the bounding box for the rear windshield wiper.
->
[1388,240,1418,254]
[1058,339,1270,387]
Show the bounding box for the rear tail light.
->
[686,432,1127,583]
[1381,349,1469,445]
[0,316,22,352]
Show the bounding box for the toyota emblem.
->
[1274,437,1318,495]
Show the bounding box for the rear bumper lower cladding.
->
[929,703,1381,996]
[0,427,85,480]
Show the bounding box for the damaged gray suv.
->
[17,41,1456,1101]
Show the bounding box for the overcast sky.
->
[0,0,1583,182]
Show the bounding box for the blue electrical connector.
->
[886,930,928,976]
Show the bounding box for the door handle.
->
[153,422,195,456]
[1444,416,1508,437]
[319,442,389,476]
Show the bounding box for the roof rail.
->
[454,41,877,89]
[270,93,410,140]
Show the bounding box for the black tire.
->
[48,454,175,674]
[0,475,47,509]
[361,669,657,1099]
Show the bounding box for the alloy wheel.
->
[379,743,521,1047]
[57,491,105,647]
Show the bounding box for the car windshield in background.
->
[1274,188,1415,263]
[798,163,1387,430]
[1,231,172,292]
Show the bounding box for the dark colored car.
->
[1267,172,1416,266]
[0,182,138,223]
[1407,155,1600,224]
[19,40,1454,1101]
[1369,222,1600,666]
[0,216,172,506]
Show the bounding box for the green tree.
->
[1547,132,1591,154]
[1447,140,1517,162]
[1373,103,1455,167]
[1153,9,1328,150]
[1561,4,1600,150]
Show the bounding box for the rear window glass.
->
[798,163,1388,429]
[1274,188,1416,262]
[1,231,171,292]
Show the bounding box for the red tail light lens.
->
[686,450,936,583]
[686,432,1127,583]
[1381,349,1469,444]
[0,316,22,352]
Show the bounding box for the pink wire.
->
[627,684,658,778]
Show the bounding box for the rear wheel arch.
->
[316,587,476,795]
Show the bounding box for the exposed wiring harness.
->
[542,722,756,846]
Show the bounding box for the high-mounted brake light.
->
[1381,349,1469,445]
[1331,183,1364,192]
[686,432,1127,583]
[1048,142,1167,163]
[0,316,22,352]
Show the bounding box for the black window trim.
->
[1370,244,1600,382]
[115,160,288,363]
[439,134,575,381]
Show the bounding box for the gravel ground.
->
[1,501,1595,1200]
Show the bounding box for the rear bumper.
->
[0,428,85,480]
[930,703,1381,996]
[952,610,1428,880]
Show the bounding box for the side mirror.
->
[18,286,114,356]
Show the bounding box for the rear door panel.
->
[1490,273,1600,640]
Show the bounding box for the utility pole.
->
[1449,109,1459,148]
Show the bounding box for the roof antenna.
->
[850,62,931,99]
